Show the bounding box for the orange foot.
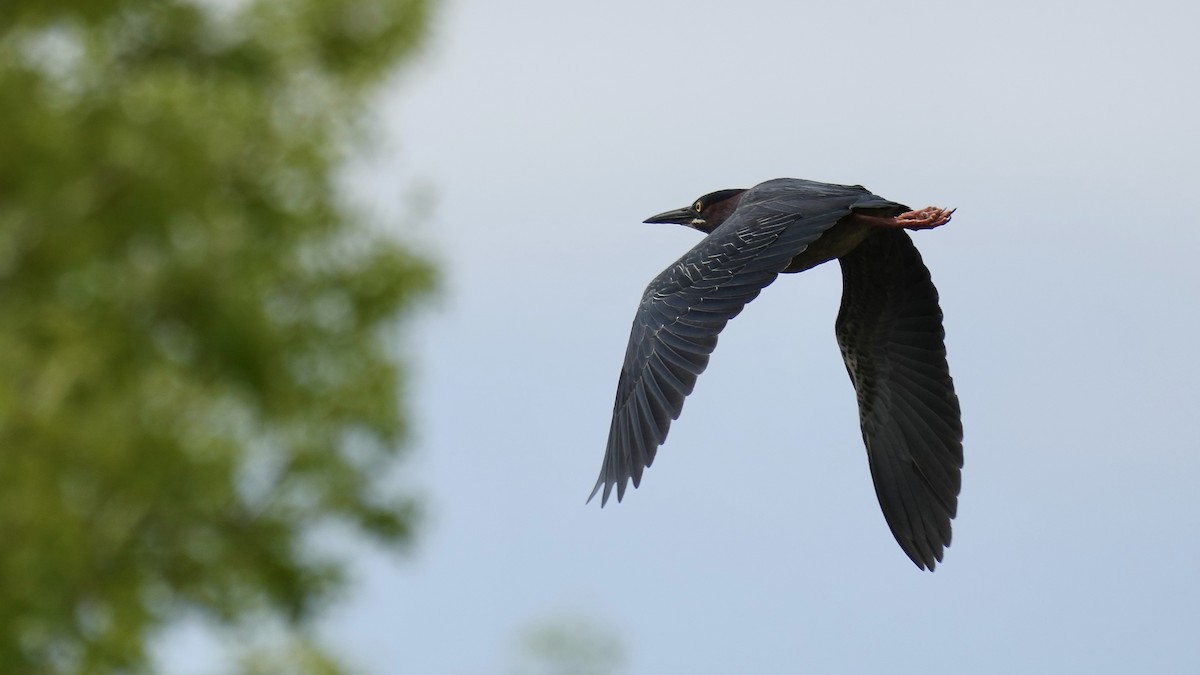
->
[892,206,956,231]
[847,206,955,231]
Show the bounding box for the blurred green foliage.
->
[512,616,628,675]
[0,0,433,672]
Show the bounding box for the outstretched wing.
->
[591,182,871,505]
[836,228,963,570]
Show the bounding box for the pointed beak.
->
[643,206,698,225]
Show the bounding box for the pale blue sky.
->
[176,0,1200,672]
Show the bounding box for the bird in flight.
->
[591,178,963,570]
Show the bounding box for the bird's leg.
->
[849,206,955,231]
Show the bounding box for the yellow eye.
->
[694,200,703,213]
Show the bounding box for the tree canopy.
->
[0,1,433,672]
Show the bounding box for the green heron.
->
[590,178,962,571]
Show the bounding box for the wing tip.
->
[897,512,954,572]
[899,535,948,572]
[587,473,629,507]
[587,476,612,507]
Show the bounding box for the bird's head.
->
[644,188,746,234]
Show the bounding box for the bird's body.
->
[591,178,963,570]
